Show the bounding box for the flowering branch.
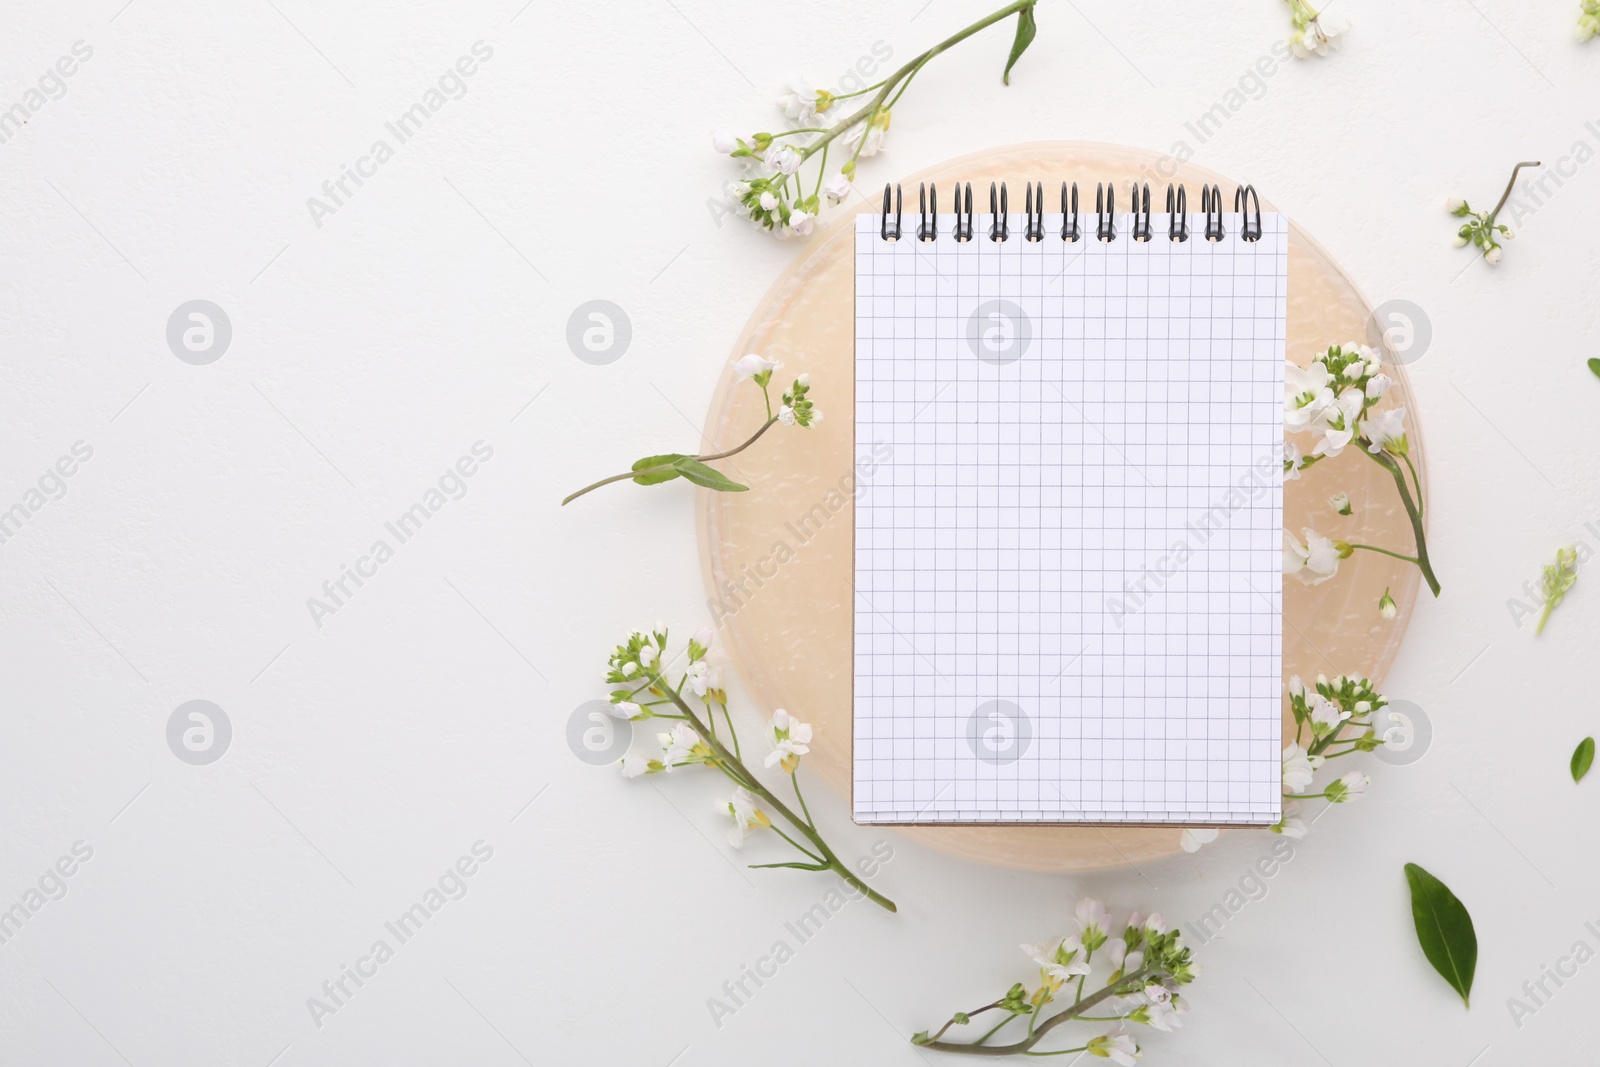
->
[603,625,897,912]
[562,356,818,505]
[913,902,1197,1060]
[715,0,1038,237]
[1447,161,1541,266]
[1284,343,1440,598]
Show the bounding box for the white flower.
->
[687,661,713,697]
[766,144,803,175]
[1023,935,1091,981]
[776,78,827,122]
[606,701,645,720]
[1365,406,1408,455]
[1271,800,1308,839]
[638,644,658,669]
[1142,997,1188,1032]
[1284,360,1334,429]
[711,129,739,154]
[1379,588,1398,619]
[720,786,771,848]
[823,173,853,204]
[778,405,797,425]
[1310,388,1365,457]
[764,708,813,770]
[1308,693,1349,736]
[842,117,888,158]
[619,753,649,778]
[787,209,815,237]
[1281,742,1322,794]
[659,723,699,766]
[1446,197,1466,213]
[1180,828,1219,853]
[1452,233,1470,248]
[734,353,779,378]
[1076,897,1107,938]
[1287,675,1305,699]
[1330,491,1352,516]
[1085,1029,1139,1066]
[1283,440,1303,481]
[758,191,779,212]
[1501,228,1515,240]
[1327,771,1370,803]
[1144,913,1167,935]
[1143,982,1171,1004]
[1365,373,1392,399]
[1284,528,1342,585]
[1291,10,1349,57]
[1484,245,1503,266]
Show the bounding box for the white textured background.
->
[1,1,1596,1064]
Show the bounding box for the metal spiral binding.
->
[876,179,1259,244]
[1167,184,1189,242]
[1061,182,1080,242]
[1201,184,1224,241]
[1023,182,1044,242]
[918,183,938,242]
[881,184,903,241]
[954,183,973,242]
[1234,185,1262,242]
[988,182,1009,242]
[1095,183,1116,242]
[1130,183,1152,242]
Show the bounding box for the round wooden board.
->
[696,142,1425,871]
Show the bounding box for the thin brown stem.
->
[1487,161,1541,226]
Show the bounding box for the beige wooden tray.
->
[696,142,1424,871]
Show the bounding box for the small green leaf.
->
[1002,4,1037,86]
[1589,358,1600,380]
[671,458,749,493]
[630,453,688,486]
[1573,737,1595,782]
[1404,862,1477,1008]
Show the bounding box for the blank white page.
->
[852,207,1286,825]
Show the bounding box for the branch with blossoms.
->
[713,0,1038,238]
[1447,161,1540,267]
[1284,342,1440,599]
[562,356,817,505]
[601,624,897,912]
[912,900,1198,1060]
[1273,673,1383,838]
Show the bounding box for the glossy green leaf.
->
[672,458,749,493]
[1573,737,1594,782]
[1588,358,1600,380]
[1002,4,1037,85]
[1404,863,1477,1008]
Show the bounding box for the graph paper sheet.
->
[852,209,1287,825]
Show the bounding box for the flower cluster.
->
[713,1,1038,238]
[1272,674,1384,837]
[1284,0,1350,57]
[1448,197,1515,265]
[1580,0,1600,41]
[1283,342,1437,597]
[914,899,1199,1059]
[601,623,895,910]
[1537,545,1579,635]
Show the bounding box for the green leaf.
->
[748,861,829,871]
[630,453,688,486]
[1404,863,1477,1008]
[671,458,749,493]
[1002,4,1037,86]
[1589,358,1600,380]
[1573,737,1595,782]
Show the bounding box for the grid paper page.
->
[852,208,1286,825]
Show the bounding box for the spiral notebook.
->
[852,181,1286,827]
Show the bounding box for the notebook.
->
[852,181,1286,826]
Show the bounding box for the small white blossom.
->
[1484,245,1503,266]
[1281,741,1323,794]
[1290,8,1349,57]
[606,701,645,721]
[711,129,739,154]
[638,644,658,670]
[1330,491,1352,516]
[778,405,797,425]
[1284,360,1335,429]
[776,78,829,122]
[1365,406,1409,455]
[1308,692,1349,736]
[1180,828,1219,853]
[1310,388,1365,457]
[1326,771,1370,803]
[1142,997,1188,1032]
[1365,373,1392,399]
[659,723,699,766]
[823,173,853,204]
[764,708,813,771]
[1446,197,1467,213]
[1284,528,1342,585]
[734,353,779,378]
[720,786,771,847]
[1379,588,1398,619]
[1270,800,1308,839]
[787,209,815,237]
[766,144,803,175]
[1085,1029,1139,1066]
[1022,935,1092,982]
